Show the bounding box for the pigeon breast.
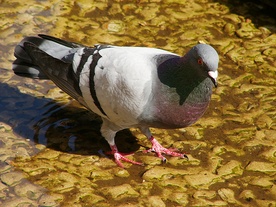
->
[138,53,215,129]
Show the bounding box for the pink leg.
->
[108,145,143,168]
[144,136,188,162]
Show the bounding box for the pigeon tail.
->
[12,34,81,79]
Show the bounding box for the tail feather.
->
[22,42,87,108]
[12,35,82,79]
[12,58,48,79]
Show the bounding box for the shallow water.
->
[0,0,275,206]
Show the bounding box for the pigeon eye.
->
[197,58,203,65]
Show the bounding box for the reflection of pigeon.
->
[13,35,219,167]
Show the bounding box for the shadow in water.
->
[0,72,140,156]
[214,0,276,30]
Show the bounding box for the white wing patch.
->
[72,48,84,73]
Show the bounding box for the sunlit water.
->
[0,0,275,206]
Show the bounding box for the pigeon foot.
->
[144,136,188,162]
[108,145,143,168]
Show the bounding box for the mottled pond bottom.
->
[0,0,276,206]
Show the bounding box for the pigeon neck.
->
[157,56,213,105]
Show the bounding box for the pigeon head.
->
[186,44,219,87]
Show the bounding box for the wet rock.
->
[184,171,220,189]
[0,162,12,174]
[217,160,243,179]
[191,198,227,206]
[147,196,166,207]
[35,149,60,160]
[208,156,223,173]
[236,21,262,38]
[0,123,12,131]
[256,114,274,129]
[38,194,63,207]
[197,117,223,129]
[51,1,74,16]
[108,3,122,16]
[218,188,241,205]
[66,189,106,206]
[136,4,160,21]
[256,199,276,207]
[260,147,276,162]
[246,161,276,175]
[104,20,125,33]
[139,155,164,166]
[58,172,79,184]
[192,190,230,206]
[223,14,243,24]
[142,166,194,181]
[102,184,139,201]
[239,189,255,202]
[135,181,153,197]
[90,170,114,181]
[249,176,274,188]
[46,88,66,99]
[14,147,31,159]
[112,168,130,178]
[14,180,46,200]
[167,192,189,205]
[193,190,217,200]
[159,177,188,191]
[0,197,36,207]
[224,23,236,35]
[0,171,25,186]
[58,153,74,163]
[263,47,276,58]
[223,127,256,144]
[76,163,101,178]
[0,182,8,192]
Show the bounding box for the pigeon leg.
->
[109,145,143,168]
[140,127,188,162]
[101,119,143,167]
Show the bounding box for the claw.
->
[161,157,167,163]
[183,154,189,160]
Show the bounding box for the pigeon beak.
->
[208,71,218,87]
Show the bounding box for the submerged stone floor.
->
[0,0,275,206]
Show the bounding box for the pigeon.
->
[12,34,219,167]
